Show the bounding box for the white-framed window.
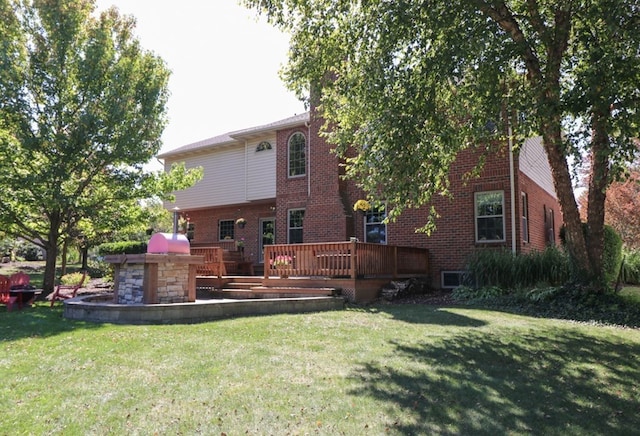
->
[288,132,306,177]
[219,220,234,241]
[475,191,505,242]
[288,209,304,244]
[364,204,387,244]
[521,192,529,243]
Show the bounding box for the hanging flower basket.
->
[236,218,246,229]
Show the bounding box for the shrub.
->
[86,258,111,280]
[98,241,147,255]
[560,224,623,285]
[621,249,640,285]
[60,271,90,285]
[603,225,623,284]
[15,242,43,261]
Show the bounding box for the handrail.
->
[190,240,237,251]
[263,242,429,279]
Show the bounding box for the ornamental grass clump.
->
[464,246,570,291]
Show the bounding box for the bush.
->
[560,224,623,285]
[60,271,90,285]
[98,241,147,255]
[603,225,623,284]
[621,249,640,285]
[15,242,43,261]
[86,258,112,281]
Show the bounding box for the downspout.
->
[508,123,517,254]
[244,140,249,201]
[305,120,311,197]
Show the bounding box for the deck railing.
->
[263,242,429,279]
[190,240,237,251]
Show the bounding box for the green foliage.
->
[15,242,43,261]
[0,238,14,257]
[603,225,623,284]
[561,224,624,285]
[621,249,640,285]
[97,241,147,255]
[0,1,201,291]
[59,271,89,286]
[465,247,570,290]
[85,258,110,280]
[452,285,508,300]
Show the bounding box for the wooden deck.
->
[263,241,429,279]
[193,242,429,303]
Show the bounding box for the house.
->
[158,109,562,290]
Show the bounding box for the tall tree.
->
[580,166,640,249]
[244,0,640,290]
[0,0,200,293]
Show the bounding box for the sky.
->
[94,0,306,160]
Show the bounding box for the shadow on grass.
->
[0,303,104,342]
[348,304,487,327]
[349,328,640,435]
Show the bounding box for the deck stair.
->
[198,275,341,299]
[213,284,341,300]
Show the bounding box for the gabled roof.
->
[158,112,310,159]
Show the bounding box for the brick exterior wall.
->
[518,172,563,253]
[174,111,563,288]
[184,203,276,264]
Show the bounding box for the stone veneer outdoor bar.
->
[105,254,204,305]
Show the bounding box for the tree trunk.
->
[81,245,89,270]
[42,241,58,296]
[42,213,62,295]
[60,238,68,277]
[585,106,612,290]
[540,123,592,281]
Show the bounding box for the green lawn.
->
[1,303,639,435]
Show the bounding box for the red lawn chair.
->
[50,271,87,307]
[0,274,18,311]
[10,272,37,308]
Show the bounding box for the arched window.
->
[288,132,306,177]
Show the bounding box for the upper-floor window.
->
[365,205,387,244]
[475,191,505,242]
[288,132,306,177]
[288,209,304,243]
[219,220,234,241]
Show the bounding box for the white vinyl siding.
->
[164,137,277,210]
[165,147,246,209]
[519,136,557,198]
[246,137,276,201]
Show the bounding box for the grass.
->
[1,303,639,434]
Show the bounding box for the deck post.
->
[393,246,398,279]
[264,246,271,278]
[350,240,357,279]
